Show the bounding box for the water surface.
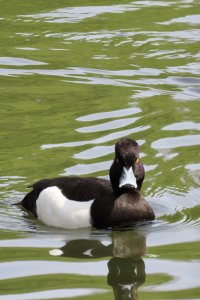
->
[0,0,200,299]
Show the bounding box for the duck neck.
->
[109,160,121,195]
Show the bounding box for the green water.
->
[0,0,200,299]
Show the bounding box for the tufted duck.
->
[21,138,155,229]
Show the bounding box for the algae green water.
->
[0,0,200,299]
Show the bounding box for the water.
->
[0,0,200,299]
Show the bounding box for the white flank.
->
[36,186,94,229]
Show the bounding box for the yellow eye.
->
[136,158,140,164]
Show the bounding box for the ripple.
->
[172,87,200,101]
[159,14,200,25]
[0,238,63,248]
[162,121,200,131]
[167,76,200,85]
[19,2,172,24]
[0,200,37,232]
[150,31,199,47]
[0,289,106,300]
[0,57,47,66]
[133,29,200,49]
[63,161,155,176]
[167,62,200,75]
[1,258,200,293]
[151,29,200,43]
[1,64,199,96]
[185,163,200,171]
[64,76,134,87]
[70,66,162,77]
[19,5,139,23]
[77,107,141,121]
[149,187,200,217]
[93,54,118,60]
[16,47,39,51]
[74,140,145,160]
[74,146,114,160]
[131,87,167,99]
[144,258,200,291]
[151,134,200,150]
[46,30,137,43]
[0,67,84,77]
[0,260,107,279]
[146,49,185,59]
[62,160,111,176]
[41,125,150,150]
[186,163,200,185]
[0,176,25,188]
[77,117,140,133]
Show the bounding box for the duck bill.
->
[119,167,137,189]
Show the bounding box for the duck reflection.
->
[53,230,146,300]
[108,231,146,300]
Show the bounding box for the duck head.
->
[109,138,145,194]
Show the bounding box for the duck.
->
[20,138,155,229]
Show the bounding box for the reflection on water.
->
[0,0,200,299]
[1,229,198,299]
[0,289,106,300]
[50,230,147,300]
[19,2,173,24]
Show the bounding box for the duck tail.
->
[20,189,40,217]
